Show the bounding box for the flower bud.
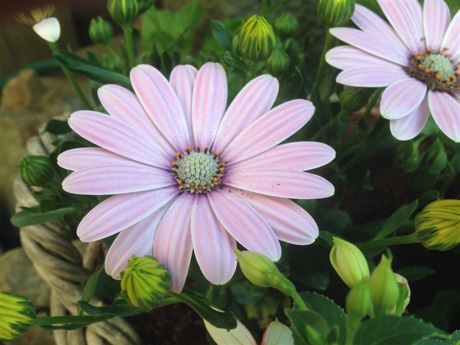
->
[266,47,291,76]
[388,273,411,316]
[19,155,55,186]
[274,12,298,39]
[0,292,36,341]
[238,15,276,62]
[120,255,170,309]
[338,86,369,112]
[262,320,294,345]
[369,255,399,316]
[16,6,61,42]
[345,278,372,328]
[329,237,370,288]
[107,0,139,25]
[89,16,114,45]
[317,0,355,28]
[415,199,460,251]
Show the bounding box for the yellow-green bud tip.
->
[238,14,277,62]
[0,292,36,341]
[369,255,399,316]
[317,0,355,28]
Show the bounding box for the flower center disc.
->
[408,49,460,94]
[170,146,224,194]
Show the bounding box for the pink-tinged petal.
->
[170,65,198,143]
[223,100,314,164]
[226,142,335,173]
[77,187,179,242]
[208,189,281,260]
[204,319,256,345]
[229,188,319,245]
[326,46,404,71]
[262,321,294,345]
[442,11,460,62]
[336,66,406,87]
[329,28,409,66]
[378,0,424,54]
[192,63,228,148]
[380,78,427,119]
[191,196,236,285]
[131,64,190,150]
[213,75,279,152]
[105,204,171,279]
[428,91,460,142]
[351,4,410,56]
[223,170,334,199]
[58,148,128,171]
[98,84,173,153]
[62,164,174,195]
[423,0,450,50]
[389,97,429,140]
[68,111,171,168]
[154,193,194,293]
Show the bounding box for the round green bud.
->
[120,255,171,309]
[330,237,370,288]
[107,0,139,25]
[415,199,460,251]
[19,155,55,186]
[317,0,356,28]
[346,278,372,328]
[238,15,277,62]
[89,16,113,45]
[0,292,36,341]
[369,255,399,316]
[338,86,369,112]
[266,47,291,76]
[274,12,298,39]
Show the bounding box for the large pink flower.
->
[326,0,460,142]
[57,63,335,292]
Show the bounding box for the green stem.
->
[33,314,113,327]
[121,24,136,68]
[357,233,420,251]
[315,32,336,83]
[48,42,92,109]
[289,290,309,311]
[345,320,359,345]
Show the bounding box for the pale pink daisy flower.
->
[326,0,460,142]
[57,62,335,292]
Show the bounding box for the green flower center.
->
[170,146,224,194]
[407,49,460,94]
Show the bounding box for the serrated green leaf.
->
[286,309,336,345]
[11,207,79,227]
[374,199,418,240]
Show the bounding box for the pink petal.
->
[208,189,281,260]
[98,84,173,153]
[329,28,409,66]
[378,0,424,54]
[58,147,128,171]
[442,11,460,62]
[222,100,314,165]
[229,188,319,245]
[351,4,411,56]
[68,111,171,168]
[192,63,227,147]
[423,0,450,50]
[131,64,190,151]
[204,319,256,345]
[154,193,194,293]
[380,78,427,119]
[191,196,236,285]
[226,142,335,173]
[223,170,334,199]
[104,204,171,279]
[213,74,279,152]
[62,164,174,195]
[389,97,429,140]
[336,67,406,87]
[428,91,460,142]
[77,187,179,242]
[170,65,198,144]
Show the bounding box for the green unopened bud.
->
[338,86,369,112]
[415,199,460,251]
[346,278,372,328]
[107,0,139,25]
[274,12,298,39]
[266,47,291,76]
[369,255,399,316]
[0,292,36,341]
[317,0,355,28]
[89,16,113,45]
[330,237,370,288]
[238,15,276,62]
[388,273,411,316]
[120,255,170,309]
[19,155,55,186]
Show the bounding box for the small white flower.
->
[17,6,61,43]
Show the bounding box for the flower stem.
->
[121,24,136,68]
[356,233,420,251]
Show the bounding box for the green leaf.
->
[286,309,339,345]
[81,269,103,304]
[211,20,232,50]
[44,119,72,135]
[78,299,146,317]
[374,199,418,240]
[11,207,79,227]
[415,290,460,332]
[353,316,447,345]
[396,266,436,282]
[229,281,267,304]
